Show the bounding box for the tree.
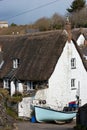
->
[34,17,50,31]
[10,23,17,27]
[50,13,65,29]
[34,13,65,31]
[70,6,87,27]
[67,0,86,13]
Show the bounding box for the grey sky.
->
[0,0,86,25]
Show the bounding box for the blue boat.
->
[34,106,76,123]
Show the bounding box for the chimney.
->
[65,17,72,43]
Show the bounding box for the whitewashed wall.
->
[0,23,8,28]
[11,81,15,96]
[10,81,23,96]
[17,82,23,93]
[18,97,33,118]
[35,40,87,109]
[77,34,85,46]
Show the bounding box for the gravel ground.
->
[15,119,76,130]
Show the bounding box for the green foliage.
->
[35,17,51,31]
[5,91,22,104]
[34,13,65,31]
[0,89,22,103]
[52,24,63,29]
[84,23,87,28]
[7,96,22,103]
[10,23,17,26]
[13,91,22,97]
[6,107,17,119]
[0,88,9,97]
[67,0,86,13]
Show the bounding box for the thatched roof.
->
[72,39,87,71]
[0,30,86,81]
[0,30,68,81]
[72,28,82,41]
[80,45,87,56]
[72,28,87,40]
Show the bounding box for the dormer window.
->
[13,58,19,69]
[0,60,4,69]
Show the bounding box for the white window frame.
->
[3,79,9,89]
[71,58,76,69]
[13,59,19,69]
[71,79,76,90]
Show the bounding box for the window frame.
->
[27,81,33,90]
[71,58,76,69]
[71,79,76,90]
[13,58,19,69]
[3,79,9,89]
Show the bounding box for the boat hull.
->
[34,106,76,122]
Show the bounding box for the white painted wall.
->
[3,80,23,96]
[0,22,8,28]
[35,89,47,100]
[77,34,85,46]
[17,82,23,93]
[35,40,87,109]
[18,97,33,118]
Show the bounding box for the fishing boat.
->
[34,105,76,123]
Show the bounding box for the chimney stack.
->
[65,16,72,43]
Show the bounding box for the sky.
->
[0,0,87,25]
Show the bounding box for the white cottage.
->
[35,23,87,110]
[0,22,87,117]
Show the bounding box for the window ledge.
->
[71,88,76,90]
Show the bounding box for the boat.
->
[34,105,76,123]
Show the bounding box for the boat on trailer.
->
[34,105,76,123]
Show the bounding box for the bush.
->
[13,91,22,97]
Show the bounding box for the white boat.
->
[34,105,76,123]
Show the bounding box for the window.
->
[13,58,19,69]
[3,79,9,89]
[27,81,33,90]
[71,79,76,90]
[71,58,76,69]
